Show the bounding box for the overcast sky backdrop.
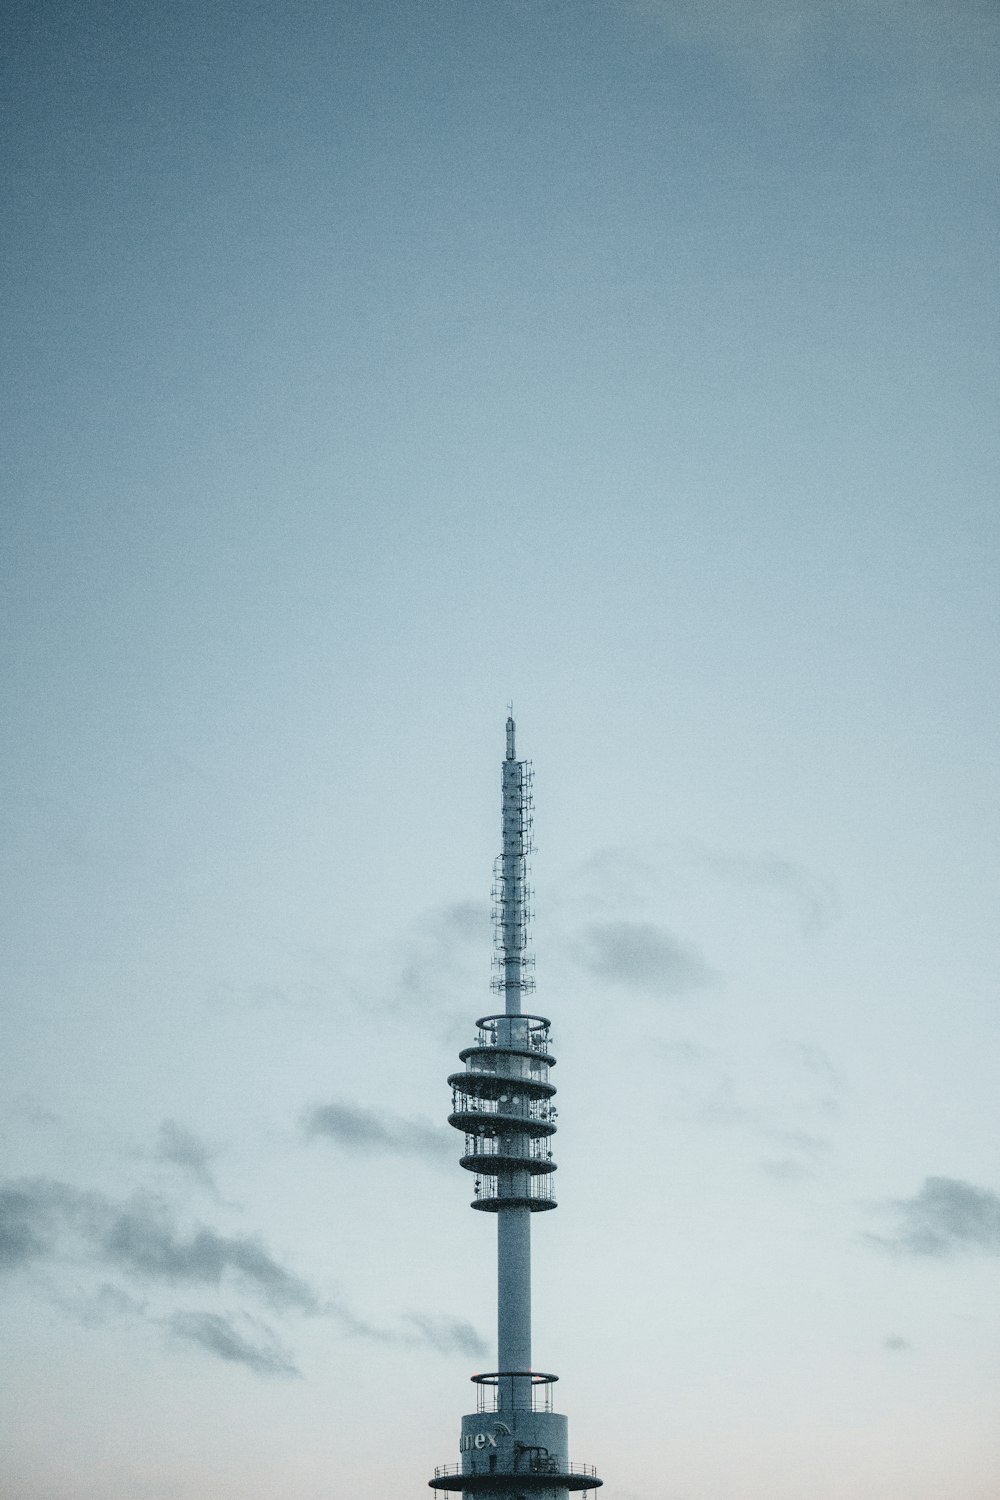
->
[2,3,999,1498]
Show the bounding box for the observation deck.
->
[449,1013,558,1211]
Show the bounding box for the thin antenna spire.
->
[493,714,534,1012]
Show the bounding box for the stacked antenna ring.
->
[448,1012,558,1212]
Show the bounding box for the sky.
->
[2,1,998,1497]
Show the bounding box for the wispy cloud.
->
[325,1299,487,1356]
[760,1158,808,1182]
[155,1120,218,1194]
[695,1068,838,1183]
[572,920,715,998]
[633,0,832,75]
[0,1175,484,1373]
[649,1037,708,1065]
[168,1310,299,1377]
[401,1313,488,1358]
[630,0,1000,131]
[98,1205,319,1310]
[695,852,838,936]
[563,843,834,963]
[0,1177,83,1270]
[761,1127,832,1182]
[796,1044,844,1092]
[329,1301,396,1343]
[570,846,661,910]
[0,1177,319,1310]
[871,1176,1000,1257]
[303,1102,453,1164]
[393,900,490,1013]
[769,1129,831,1157]
[697,1070,755,1128]
[55,1282,149,1329]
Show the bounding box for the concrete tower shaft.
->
[432,717,602,1500]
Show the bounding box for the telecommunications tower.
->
[428,715,602,1499]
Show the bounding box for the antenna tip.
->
[505,707,516,760]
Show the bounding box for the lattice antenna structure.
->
[491,715,536,1001]
[429,715,603,1500]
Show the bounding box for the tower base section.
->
[429,1410,601,1495]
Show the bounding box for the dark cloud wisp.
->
[303,1101,452,1163]
[168,1310,299,1377]
[99,1207,319,1310]
[0,1176,319,1310]
[402,1312,488,1358]
[873,1176,1000,1258]
[156,1120,217,1192]
[572,920,714,998]
[0,1178,86,1270]
[394,901,490,1011]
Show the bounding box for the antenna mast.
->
[494,710,535,1016]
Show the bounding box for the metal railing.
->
[474,1013,552,1052]
[474,1172,555,1206]
[451,1092,556,1124]
[431,1459,600,1478]
[472,1370,557,1414]
[464,1134,554,1165]
[461,1054,551,1082]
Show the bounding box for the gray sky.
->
[2,2,998,1497]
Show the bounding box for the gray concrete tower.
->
[429,715,602,1500]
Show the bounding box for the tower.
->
[428,715,602,1500]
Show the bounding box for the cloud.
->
[155,1120,217,1193]
[402,1313,488,1358]
[98,1205,319,1310]
[695,1078,838,1175]
[0,1175,486,1374]
[0,1177,83,1270]
[884,1334,911,1351]
[571,847,661,909]
[0,1187,51,1269]
[633,0,831,73]
[329,1301,396,1343]
[168,1310,299,1377]
[303,1102,452,1163]
[873,1176,1000,1258]
[631,0,1000,128]
[392,900,491,1013]
[769,1129,831,1157]
[699,852,838,936]
[565,843,837,950]
[761,1157,814,1182]
[649,1037,707,1065]
[796,1044,844,1090]
[329,1303,488,1356]
[55,1282,150,1329]
[572,920,714,997]
[0,1177,319,1310]
[759,1129,831,1181]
